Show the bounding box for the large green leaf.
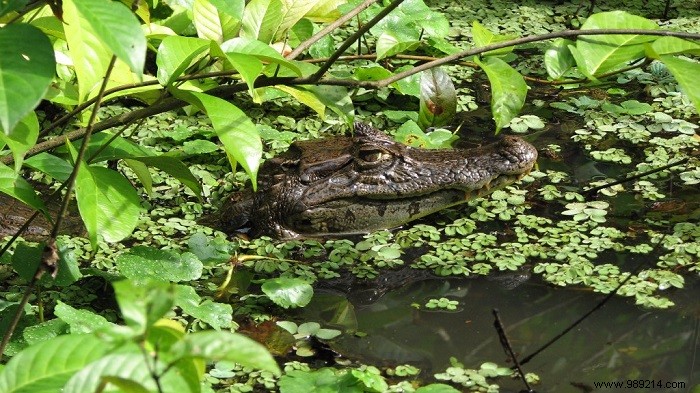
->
[261,277,313,308]
[240,0,284,44]
[272,85,327,118]
[475,57,527,133]
[116,246,203,283]
[172,330,281,375]
[659,55,700,114]
[273,0,319,42]
[418,67,457,130]
[0,334,108,393]
[176,91,262,187]
[376,25,421,60]
[54,301,116,334]
[130,156,202,197]
[193,0,242,43]
[175,285,233,330]
[576,11,658,76]
[24,153,74,182]
[544,39,575,80]
[0,23,54,134]
[472,20,516,56]
[113,279,175,333]
[63,0,115,102]
[73,163,141,245]
[68,0,146,77]
[219,37,301,75]
[156,36,210,86]
[63,353,193,393]
[649,37,700,57]
[0,112,39,171]
[0,162,47,214]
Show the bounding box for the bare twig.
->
[310,0,406,81]
[287,0,379,60]
[493,309,534,392]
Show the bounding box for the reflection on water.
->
[304,274,699,392]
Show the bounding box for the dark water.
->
[304,274,699,392]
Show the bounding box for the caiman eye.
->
[357,147,389,164]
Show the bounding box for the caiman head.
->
[217,123,538,239]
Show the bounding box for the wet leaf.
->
[0,24,54,134]
[175,285,232,330]
[116,246,203,283]
[261,277,313,308]
[475,56,527,133]
[419,67,457,129]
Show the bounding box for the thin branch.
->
[287,0,379,60]
[310,0,406,81]
[492,309,534,392]
[376,29,700,88]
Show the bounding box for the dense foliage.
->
[0,0,698,391]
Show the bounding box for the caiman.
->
[214,123,538,239]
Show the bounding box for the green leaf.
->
[156,36,210,86]
[240,0,284,44]
[0,163,47,214]
[306,85,354,125]
[273,85,327,118]
[116,246,203,283]
[63,353,192,393]
[418,67,457,129]
[22,319,69,346]
[472,20,515,56]
[187,232,233,264]
[175,91,262,187]
[659,55,700,114]
[130,156,202,197]
[54,301,115,334]
[10,242,42,282]
[175,285,233,330]
[0,23,54,134]
[649,37,700,57]
[376,28,420,60]
[415,384,461,393]
[261,277,313,308]
[123,158,153,196]
[545,39,575,79]
[67,0,146,77]
[172,330,281,375]
[193,0,242,43]
[219,37,301,75]
[0,111,38,172]
[0,334,108,393]
[73,163,141,245]
[23,153,73,182]
[576,11,658,76]
[475,56,527,133]
[273,0,319,42]
[279,369,360,393]
[113,279,175,333]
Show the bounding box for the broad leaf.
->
[0,23,54,134]
[193,0,242,43]
[472,20,515,56]
[576,11,658,76]
[545,39,575,79]
[24,153,74,182]
[130,156,202,197]
[156,36,210,86]
[0,334,108,393]
[376,27,420,60]
[273,85,327,118]
[63,353,192,393]
[0,112,39,171]
[176,91,262,187]
[175,285,233,330]
[116,246,203,283]
[0,163,47,214]
[649,37,700,57]
[54,301,115,334]
[273,0,319,43]
[659,55,700,114]
[73,163,141,245]
[475,57,527,133]
[172,330,281,375]
[306,85,354,125]
[418,67,457,129]
[240,0,284,44]
[113,279,175,333]
[261,277,313,308]
[68,0,146,77]
[219,37,301,75]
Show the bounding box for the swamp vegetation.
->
[0,0,699,392]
